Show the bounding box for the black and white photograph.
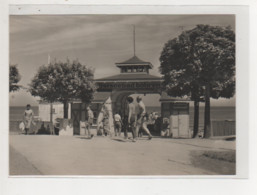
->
[8,13,237,176]
[2,1,257,195]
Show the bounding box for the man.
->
[86,106,94,139]
[23,104,34,135]
[135,96,153,140]
[114,112,122,136]
[127,96,137,142]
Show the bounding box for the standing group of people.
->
[113,95,153,142]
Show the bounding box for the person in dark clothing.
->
[126,96,137,142]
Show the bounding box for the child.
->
[114,112,122,136]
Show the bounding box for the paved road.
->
[9,146,42,175]
[9,134,235,176]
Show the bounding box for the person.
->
[149,112,154,124]
[23,104,34,135]
[114,112,122,136]
[154,112,159,120]
[127,96,137,142]
[122,115,129,139]
[97,104,109,136]
[135,96,153,140]
[161,118,170,137]
[86,106,94,139]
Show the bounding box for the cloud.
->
[9,15,235,106]
[10,15,235,56]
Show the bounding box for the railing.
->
[211,120,235,137]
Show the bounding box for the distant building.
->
[38,100,71,123]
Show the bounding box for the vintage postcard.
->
[1,2,254,195]
[9,13,238,176]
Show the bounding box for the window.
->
[138,66,144,72]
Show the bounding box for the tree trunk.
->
[204,84,211,138]
[50,102,53,123]
[192,100,199,138]
[63,101,69,119]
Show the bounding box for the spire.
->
[133,25,136,56]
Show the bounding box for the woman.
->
[23,104,34,135]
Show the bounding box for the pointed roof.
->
[116,55,153,68]
[95,73,162,82]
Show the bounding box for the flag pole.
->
[133,25,136,56]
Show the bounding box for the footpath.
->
[9,134,235,176]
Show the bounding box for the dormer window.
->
[138,66,144,72]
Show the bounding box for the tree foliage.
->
[9,65,21,92]
[160,25,235,138]
[29,60,97,118]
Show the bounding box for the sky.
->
[9,14,235,107]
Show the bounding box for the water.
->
[147,106,235,130]
[9,106,235,132]
[9,106,38,132]
[9,106,39,121]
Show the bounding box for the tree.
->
[9,65,21,92]
[29,60,97,118]
[160,25,235,138]
[160,38,204,138]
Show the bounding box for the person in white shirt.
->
[23,104,34,135]
[114,112,122,136]
[135,96,153,140]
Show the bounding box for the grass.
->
[202,151,235,163]
[190,150,236,175]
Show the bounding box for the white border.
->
[1,1,256,195]
[8,4,248,179]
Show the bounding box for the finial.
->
[133,25,136,56]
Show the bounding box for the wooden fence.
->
[211,120,236,137]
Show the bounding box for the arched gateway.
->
[95,55,163,116]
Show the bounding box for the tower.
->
[115,25,153,74]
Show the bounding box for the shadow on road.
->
[111,138,127,142]
[77,137,93,140]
